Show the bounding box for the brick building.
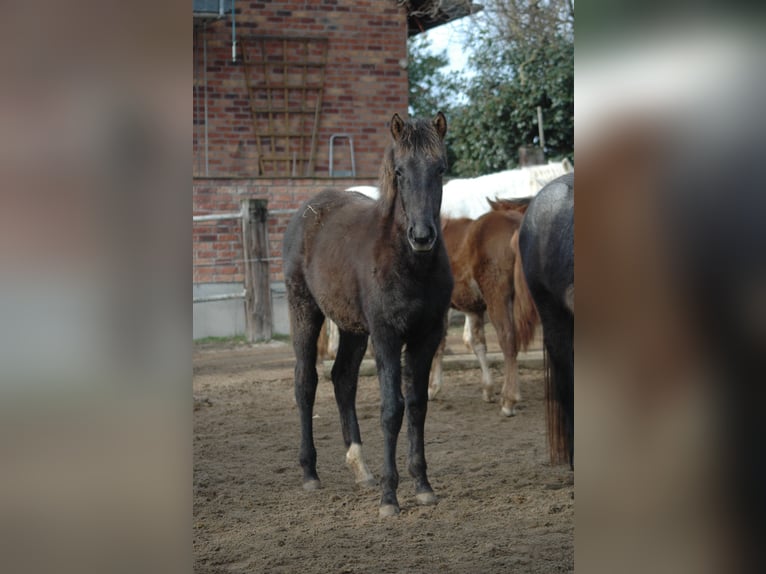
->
[193,1,477,338]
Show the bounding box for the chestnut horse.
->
[518,172,574,467]
[282,113,453,517]
[429,198,539,416]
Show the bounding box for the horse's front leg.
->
[403,330,443,507]
[331,330,376,488]
[371,331,405,517]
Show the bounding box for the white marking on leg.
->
[379,504,400,518]
[462,315,472,350]
[476,343,494,402]
[345,443,375,487]
[428,356,443,400]
[327,320,340,359]
[466,313,494,402]
[415,491,437,506]
[429,337,445,400]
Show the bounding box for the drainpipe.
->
[231,0,237,63]
[204,30,209,176]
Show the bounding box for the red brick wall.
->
[193,2,408,290]
[193,0,409,178]
[193,177,377,284]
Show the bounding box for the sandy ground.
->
[193,326,573,573]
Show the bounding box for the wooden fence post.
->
[242,198,273,342]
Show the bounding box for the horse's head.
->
[384,112,448,253]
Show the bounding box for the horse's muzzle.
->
[407,223,437,252]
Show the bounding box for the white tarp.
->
[347,159,572,219]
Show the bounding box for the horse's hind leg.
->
[464,311,494,402]
[287,287,325,490]
[428,311,449,400]
[487,298,521,417]
[540,303,574,468]
[331,330,376,488]
[428,334,446,400]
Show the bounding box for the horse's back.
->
[283,189,380,333]
[284,189,376,270]
[520,173,574,301]
[444,209,523,313]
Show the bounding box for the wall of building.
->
[193,0,409,179]
[193,177,376,286]
[193,1,409,339]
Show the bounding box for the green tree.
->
[448,28,573,176]
[407,34,457,119]
[407,0,574,177]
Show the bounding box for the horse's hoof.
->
[356,476,378,489]
[415,491,437,506]
[428,387,439,400]
[303,479,322,491]
[379,504,400,518]
[501,405,516,417]
[482,392,496,403]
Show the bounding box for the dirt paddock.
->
[193,326,573,573]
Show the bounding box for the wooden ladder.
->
[240,35,328,176]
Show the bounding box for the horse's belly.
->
[327,310,368,334]
[313,288,368,334]
[451,277,485,313]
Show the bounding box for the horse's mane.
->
[487,196,532,214]
[378,118,446,215]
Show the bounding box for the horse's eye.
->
[394,168,403,178]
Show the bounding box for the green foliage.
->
[407,34,458,119]
[448,32,573,176]
[407,1,574,177]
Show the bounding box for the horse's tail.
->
[511,229,539,351]
[543,346,574,468]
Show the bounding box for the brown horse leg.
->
[487,299,521,417]
[331,330,376,488]
[287,287,325,490]
[372,330,405,517]
[428,335,446,400]
[463,311,494,402]
[316,320,328,364]
[404,330,442,507]
[500,352,520,417]
[327,319,340,359]
[427,311,449,400]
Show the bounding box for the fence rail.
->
[193,289,247,304]
[193,208,245,222]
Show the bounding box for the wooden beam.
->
[241,199,273,341]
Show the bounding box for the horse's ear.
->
[433,111,447,139]
[390,113,404,141]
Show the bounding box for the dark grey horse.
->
[518,172,574,468]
